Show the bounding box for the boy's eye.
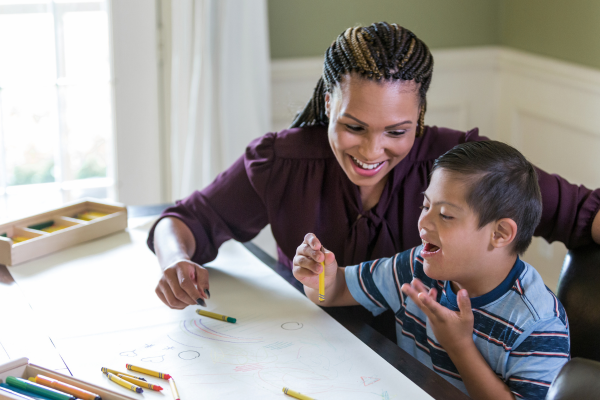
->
[440,213,453,220]
[419,205,429,211]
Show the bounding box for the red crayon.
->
[126,364,172,380]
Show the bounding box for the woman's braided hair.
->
[290,22,434,137]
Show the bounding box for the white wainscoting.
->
[257,47,600,290]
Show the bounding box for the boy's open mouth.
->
[422,240,441,253]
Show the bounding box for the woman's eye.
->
[346,125,363,132]
[440,213,453,220]
[387,130,406,137]
[419,205,429,211]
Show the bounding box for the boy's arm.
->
[446,342,515,400]
[402,280,515,400]
[293,233,359,307]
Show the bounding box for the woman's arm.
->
[534,166,600,248]
[593,213,600,244]
[153,217,209,309]
[148,152,271,308]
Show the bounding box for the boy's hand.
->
[293,233,338,290]
[401,279,474,352]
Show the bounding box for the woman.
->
[148,22,600,309]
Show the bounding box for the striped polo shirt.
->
[345,245,570,399]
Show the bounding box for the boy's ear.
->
[491,218,518,249]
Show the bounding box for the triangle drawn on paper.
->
[361,376,380,386]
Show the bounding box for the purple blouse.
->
[147,125,600,269]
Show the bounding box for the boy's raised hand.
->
[293,233,338,290]
[401,279,474,352]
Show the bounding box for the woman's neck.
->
[359,175,388,211]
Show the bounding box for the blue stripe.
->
[359,261,390,309]
[508,377,551,399]
[512,334,569,356]
[473,311,523,349]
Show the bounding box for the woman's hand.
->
[153,217,209,310]
[155,259,210,310]
[293,233,338,290]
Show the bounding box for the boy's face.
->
[418,168,495,283]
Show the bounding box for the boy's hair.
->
[432,141,542,255]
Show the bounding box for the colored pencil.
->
[116,374,162,391]
[168,378,180,400]
[100,367,147,381]
[29,375,101,400]
[5,377,75,400]
[103,373,142,393]
[195,309,236,323]
[282,387,315,400]
[125,364,171,380]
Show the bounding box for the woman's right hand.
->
[153,217,209,310]
[293,233,338,290]
[155,259,210,310]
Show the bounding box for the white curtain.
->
[170,0,271,199]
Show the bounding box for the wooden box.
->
[0,357,136,400]
[0,199,127,266]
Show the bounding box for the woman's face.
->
[326,74,420,190]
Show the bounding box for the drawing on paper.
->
[281,322,303,330]
[178,350,200,360]
[107,314,390,399]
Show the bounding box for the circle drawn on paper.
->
[281,322,303,330]
[178,350,200,360]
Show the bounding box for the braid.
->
[291,22,434,137]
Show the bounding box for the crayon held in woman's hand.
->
[29,375,101,400]
[319,260,325,302]
[125,364,172,380]
[117,374,163,391]
[283,387,315,400]
[104,372,143,393]
[196,309,236,323]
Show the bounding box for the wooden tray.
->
[0,199,127,266]
[0,357,136,400]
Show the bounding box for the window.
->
[0,0,114,221]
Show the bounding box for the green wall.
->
[499,0,600,70]
[269,0,600,70]
[268,0,500,59]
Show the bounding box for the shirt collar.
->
[443,256,525,309]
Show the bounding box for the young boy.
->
[294,141,570,400]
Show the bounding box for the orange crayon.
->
[29,375,101,400]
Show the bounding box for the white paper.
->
[9,222,433,399]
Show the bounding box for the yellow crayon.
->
[117,375,163,391]
[168,378,180,400]
[40,225,68,233]
[196,309,236,323]
[75,211,108,221]
[104,372,143,393]
[283,387,315,400]
[100,367,147,381]
[11,236,31,243]
[126,364,172,379]
[319,261,325,302]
